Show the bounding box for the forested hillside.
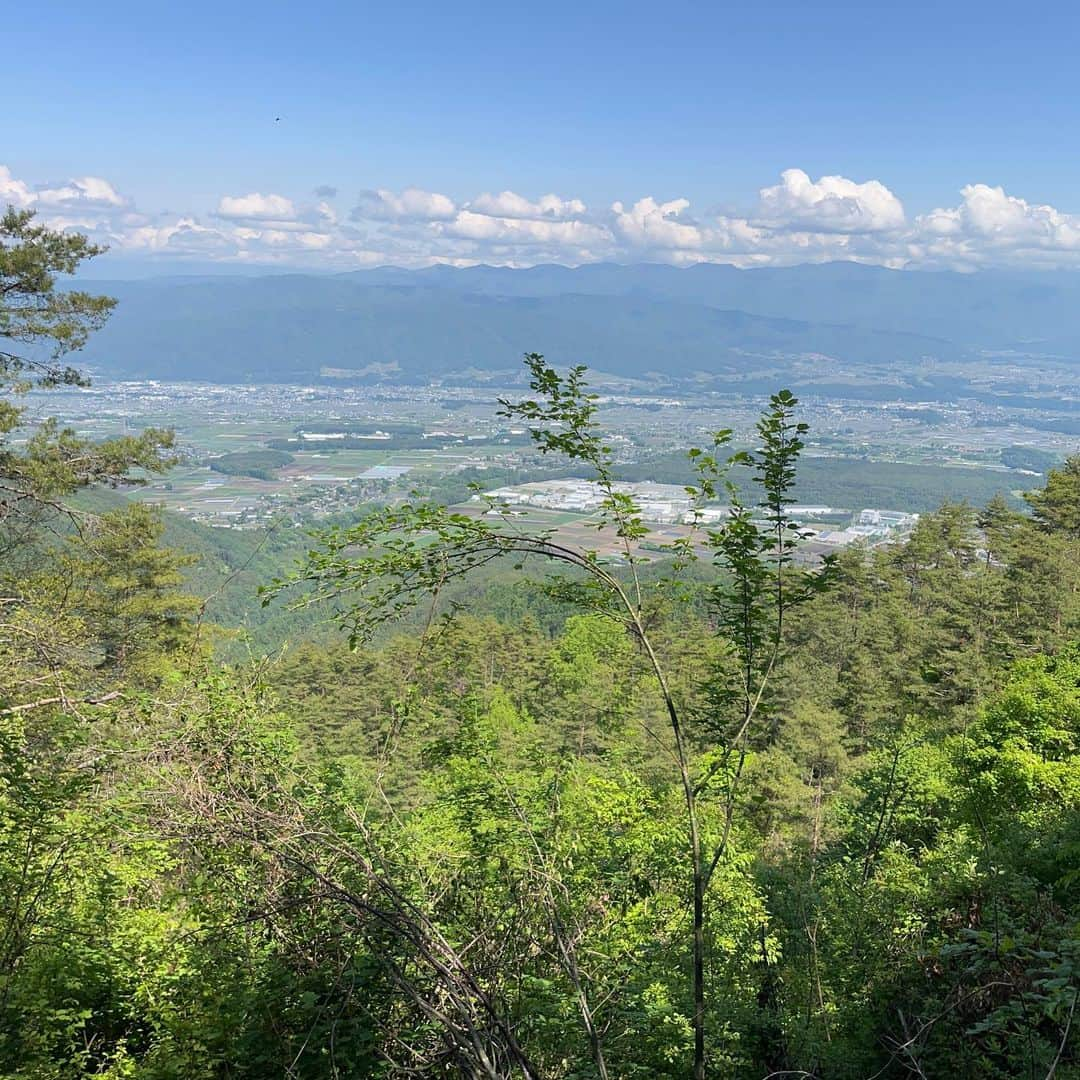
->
[4,210,1080,1079]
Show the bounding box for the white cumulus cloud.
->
[442,210,609,247]
[910,184,1080,268]
[124,217,236,255]
[352,187,456,221]
[9,162,1080,272]
[216,192,298,221]
[921,183,1080,243]
[469,191,587,220]
[612,197,703,250]
[34,175,127,210]
[0,165,34,206]
[756,168,906,234]
[0,167,128,212]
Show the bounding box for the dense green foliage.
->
[208,448,294,479]
[1001,444,1060,473]
[6,472,1080,1077]
[3,217,1079,1078]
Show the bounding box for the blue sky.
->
[6,0,1080,271]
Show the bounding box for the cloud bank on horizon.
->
[4,164,1080,273]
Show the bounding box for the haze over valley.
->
[29,258,1068,539]
[81,261,1080,391]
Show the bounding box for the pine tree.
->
[0,207,173,528]
[1025,454,1080,537]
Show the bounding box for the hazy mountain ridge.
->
[78,261,1080,384]
[343,261,1080,348]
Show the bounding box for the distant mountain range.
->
[77,261,1080,386]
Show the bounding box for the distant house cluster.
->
[480,479,857,529]
[810,508,920,546]
[482,479,697,523]
[480,479,919,549]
